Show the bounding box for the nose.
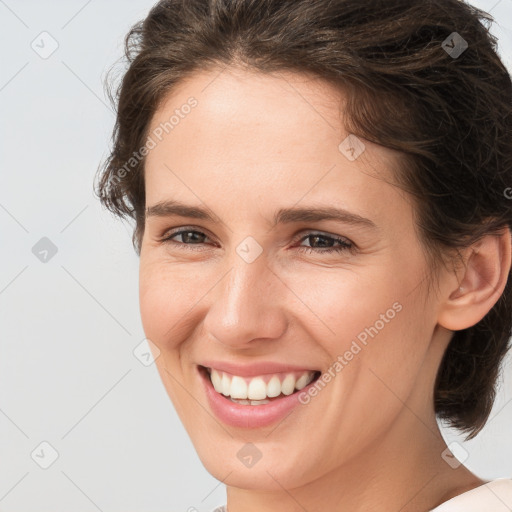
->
[203,249,288,349]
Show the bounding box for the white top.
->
[429,478,512,511]
[211,478,512,512]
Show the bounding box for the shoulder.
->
[430,478,512,511]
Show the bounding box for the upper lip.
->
[198,360,321,377]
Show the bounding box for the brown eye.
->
[160,228,213,251]
[295,232,354,254]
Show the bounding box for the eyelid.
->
[159,225,355,253]
[291,229,352,245]
[160,225,215,241]
[160,226,349,242]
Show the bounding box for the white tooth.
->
[214,370,315,399]
[281,374,296,395]
[267,375,282,397]
[210,369,223,393]
[221,373,231,396]
[247,377,267,400]
[230,398,251,404]
[295,372,313,390]
[230,375,248,399]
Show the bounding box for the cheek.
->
[139,268,169,342]
[281,264,404,347]
[138,258,199,339]
[291,260,430,384]
[138,260,204,418]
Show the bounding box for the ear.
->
[437,227,512,331]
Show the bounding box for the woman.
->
[95,0,512,510]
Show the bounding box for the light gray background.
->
[1,1,511,511]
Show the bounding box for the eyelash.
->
[159,228,354,254]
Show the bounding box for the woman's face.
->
[139,67,451,489]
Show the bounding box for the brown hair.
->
[95,0,512,440]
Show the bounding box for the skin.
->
[138,66,511,512]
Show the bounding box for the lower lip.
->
[198,366,319,429]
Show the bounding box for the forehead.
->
[143,66,406,222]
[147,67,346,161]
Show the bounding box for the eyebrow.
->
[145,199,378,230]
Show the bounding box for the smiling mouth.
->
[199,365,322,405]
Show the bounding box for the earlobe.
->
[438,227,512,331]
